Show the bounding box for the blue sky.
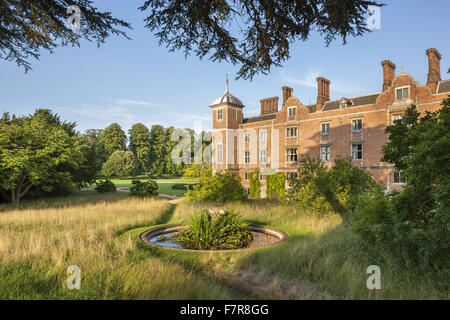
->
[1,0,449,134]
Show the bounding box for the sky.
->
[1,0,449,134]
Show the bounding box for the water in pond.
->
[148,230,280,250]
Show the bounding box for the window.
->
[244,151,250,164]
[286,172,298,180]
[288,107,296,117]
[244,172,249,181]
[217,109,223,120]
[321,123,331,135]
[259,149,267,163]
[244,133,250,143]
[286,148,298,162]
[286,127,297,138]
[259,171,265,181]
[216,144,223,163]
[351,144,363,160]
[320,146,331,162]
[392,113,404,124]
[259,130,267,142]
[232,109,237,119]
[351,119,363,132]
[340,104,346,109]
[396,87,409,100]
[393,171,405,184]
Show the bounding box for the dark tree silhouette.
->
[140,0,383,79]
[0,0,131,71]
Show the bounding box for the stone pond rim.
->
[140,224,289,252]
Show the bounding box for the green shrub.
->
[129,180,158,198]
[266,171,286,201]
[288,155,378,216]
[94,179,117,193]
[185,170,247,202]
[172,209,253,250]
[249,169,261,199]
[101,150,137,178]
[171,183,199,190]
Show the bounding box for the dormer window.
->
[396,87,409,100]
[340,104,346,109]
[217,109,223,120]
[288,107,296,117]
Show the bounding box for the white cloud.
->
[110,99,164,108]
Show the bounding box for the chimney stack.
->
[426,48,441,94]
[260,97,279,115]
[316,77,330,111]
[381,60,396,91]
[282,86,293,106]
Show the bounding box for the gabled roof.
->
[437,80,450,94]
[322,93,380,111]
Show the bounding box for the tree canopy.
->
[0,109,89,203]
[140,0,382,79]
[0,0,131,72]
[2,1,382,79]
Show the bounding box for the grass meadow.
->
[0,192,446,299]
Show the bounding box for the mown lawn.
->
[93,176,199,196]
[0,193,446,299]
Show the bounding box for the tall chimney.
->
[381,60,396,92]
[316,77,330,111]
[426,48,441,94]
[282,86,293,106]
[260,97,279,115]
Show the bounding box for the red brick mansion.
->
[210,48,449,194]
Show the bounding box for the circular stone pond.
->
[140,224,288,251]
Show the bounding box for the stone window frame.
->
[351,118,363,132]
[232,109,238,119]
[288,106,296,117]
[286,148,298,163]
[396,85,410,100]
[321,122,331,135]
[244,151,251,164]
[393,171,405,184]
[351,143,363,161]
[244,132,251,143]
[217,109,223,121]
[286,126,298,138]
[320,145,331,162]
[244,172,249,181]
[391,112,405,125]
[259,149,267,164]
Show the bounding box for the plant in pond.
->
[172,209,253,250]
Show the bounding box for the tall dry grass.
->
[171,201,448,300]
[0,193,237,299]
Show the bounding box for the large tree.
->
[101,150,137,179]
[99,123,127,158]
[0,0,130,72]
[149,124,168,175]
[129,123,151,174]
[3,1,382,79]
[140,0,382,79]
[0,110,87,203]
